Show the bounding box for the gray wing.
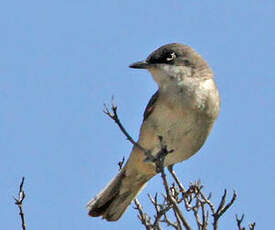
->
[143,90,159,121]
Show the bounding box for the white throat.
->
[149,64,193,88]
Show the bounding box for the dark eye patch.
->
[147,49,177,64]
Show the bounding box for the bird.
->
[87,43,221,221]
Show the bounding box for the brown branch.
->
[14,177,27,230]
[103,100,156,163]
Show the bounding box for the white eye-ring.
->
[166,52,176,62]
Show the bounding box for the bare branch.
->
[168,166,186,193]
[158,161,192,230]
[133,198,154,230]
[162,212,180,230]
[103,100,156,163]
[213,190,237,230]
[14,177,27,230]
[236,214,245,230]
[236,214,256,230]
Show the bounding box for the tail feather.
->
[87,169,147,221]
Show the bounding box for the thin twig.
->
[103,100,155,162]
[159,163,192,230]
[168,166,186,193]
[198,191,215,215]
[213,190,237,230]
[14,177,27,230]
[201,204,209,230]
[249,222,256,230]
[162,212,179,230]
[236,214,256,230]
[133,198,153,230]
[148,193,172,228]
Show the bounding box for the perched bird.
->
[87,43,220,221]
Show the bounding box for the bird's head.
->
[129,43,213,88]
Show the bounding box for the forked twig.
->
[213,190,237,230]
[236,214,256,230]
[14,177,27,230]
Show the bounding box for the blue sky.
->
[1,1,274,229]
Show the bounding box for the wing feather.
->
[143,90,159,121]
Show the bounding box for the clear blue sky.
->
[1,1,274,229]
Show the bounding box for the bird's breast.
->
[138,78,220,166]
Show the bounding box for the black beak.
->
[129,61,150,69]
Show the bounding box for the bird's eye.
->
[166,52,176,62]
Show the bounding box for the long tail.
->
[87,167,148,221]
